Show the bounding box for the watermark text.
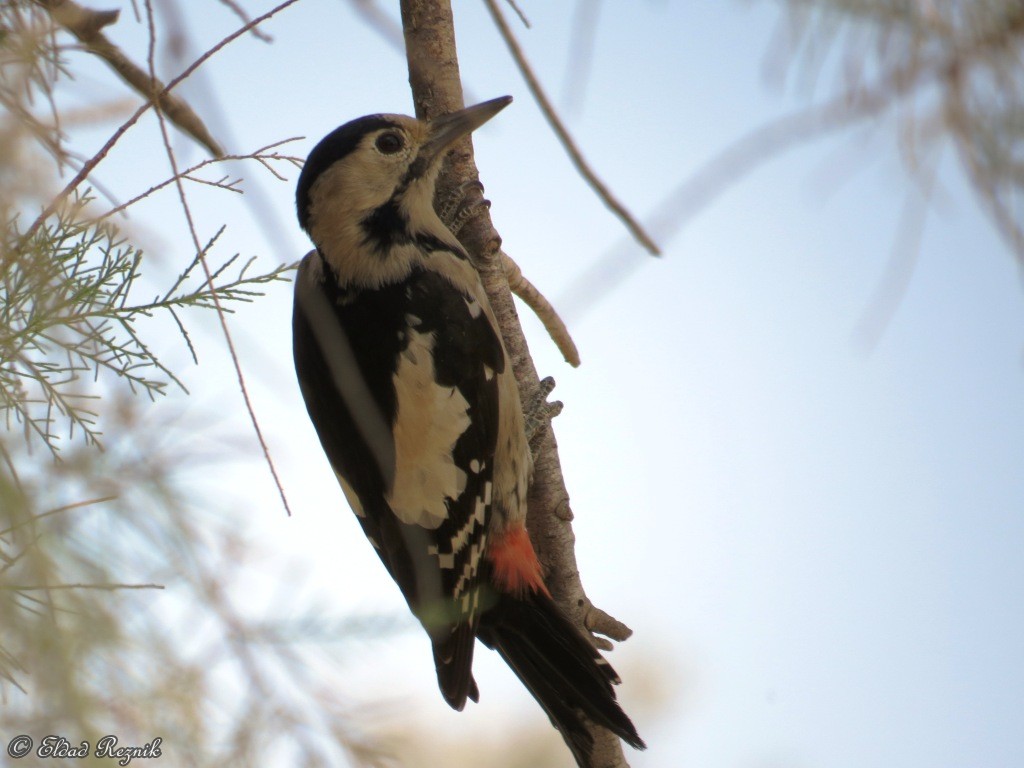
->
[6,734,162,765]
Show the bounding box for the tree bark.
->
[400,2,632,766]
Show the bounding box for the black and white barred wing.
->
[292,252,505,708]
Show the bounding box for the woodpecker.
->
[292,96,644,765]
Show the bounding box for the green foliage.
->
[1,196,289,455]
[0,4,390,766]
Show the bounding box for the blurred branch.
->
[565,1,1024,324]
[774,2,1024,262]
[482,0,660,257]
[215,0,274,42]
[853,148,940,350]
[561,0,601,115]
[3,582,164,590]
[558,94,882,321]
[19,0,301,246]
[32,0,223,157]
[505,0,530,29]
[350,0,406,50]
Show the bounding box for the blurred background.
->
[2,1,1023,766]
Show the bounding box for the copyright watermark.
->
[6,734,162,765]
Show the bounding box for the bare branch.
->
[505,0,531,29]
[483,0,660,257]
[216,0,274,42]
[18,0,302,246]
[140,0,293,517]
[3,582,164,591]
[501,251,580,367]
[31,0,223,157]
[99,139,303,220]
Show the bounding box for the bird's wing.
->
[292,252,505,708]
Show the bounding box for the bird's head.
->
[296,96,511,261]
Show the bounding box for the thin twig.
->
[216,0,273,42]
[99,139,302,220]
[142,0,293,518]
[557,84,902,322]
[19,0,302,247]
[483,0,660,256]
[3,582,164,591]
[504,0,530,29]
[501,251,580,367]
[0,495,118,537]
[32,0,222,156]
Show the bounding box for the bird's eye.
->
[375,132,403,154]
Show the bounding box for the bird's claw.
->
[438,179,491,236]
[525,376,562,450]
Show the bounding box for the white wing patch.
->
[387,328,471,529]
[335,471,367,518]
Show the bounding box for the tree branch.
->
[32,0,223,157]
[17,0,300,267]
[399,2,631,766]
[483,0,659,257]
[140,0,292,517]
[501,251,580,367]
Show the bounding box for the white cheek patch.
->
[387,328,471,529]
[308,159,422,289]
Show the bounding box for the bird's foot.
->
[524,376,563,451]
[438,180,491,237]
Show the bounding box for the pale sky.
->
[59,2,1024,767]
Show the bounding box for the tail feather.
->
[432,621,479,709]
[477,589,645,765]
[488,624,597,765]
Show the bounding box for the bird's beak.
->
[417,96,512,170]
